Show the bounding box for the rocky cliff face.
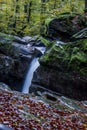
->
[30,63,87,100]
[30,14,87,100]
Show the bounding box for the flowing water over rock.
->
[22,46,46,93]
[22,58,40,93]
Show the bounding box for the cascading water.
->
[22,46,46,93]
[22,58,40,93]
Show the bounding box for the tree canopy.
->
[0,0,85,36]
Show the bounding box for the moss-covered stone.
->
[40,38,87,76]
[0,32,16,56]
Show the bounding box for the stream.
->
[22,58,39,93]
[21,41,63,94]
[22,46,46,93]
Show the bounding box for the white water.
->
[35,47,46,54]
[22,46,45,93]
[22,58,40,93]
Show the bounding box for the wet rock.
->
[30,83,61,95]
[13,36,27,44]
[0,33,42,91]
[0,82,11,91]
[22,36,33,43]
[0,54,13,75]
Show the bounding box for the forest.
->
[0,0,87,130]
[0,0,85,36]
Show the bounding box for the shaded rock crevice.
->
[30,66,87,100]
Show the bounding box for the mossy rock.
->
[0,32,15,44]
[40,38,87,76]
[47,13,87,41]
[0,32,19,57]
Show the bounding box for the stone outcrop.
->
[47,13,87,41]
[30,27,87,100]
[0,33,42,91]
[31,65,87,100]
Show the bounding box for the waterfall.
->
[22,58,40,93]
[22,45,46,94]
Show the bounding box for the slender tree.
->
[27,1,32,23]
[40,0,46,35]
[24,2,28,13]
[12,0,19,28]
[16,0,20,13]
[54,0,57,9]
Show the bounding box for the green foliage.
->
[0,32,15,40]
[0,0,84,36]
[40,37,52,47]
[69,50,87,67]
[45,18,53,26]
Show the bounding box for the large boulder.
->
[30,36,87,100]
[47,13,87,41]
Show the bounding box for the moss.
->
[0,33,16,56]
[39,36,55,48]
[80,67,87,76]
[0,43,15,57]
[0,32,15,41]
[40,38,87,76]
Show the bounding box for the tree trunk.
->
[40,0,46,35]
[85,0,87,9]
[54,0,57,9]
[24,4,28,13]
[16,0,19,13]
[12,0,19,28]
[27,1,32,23]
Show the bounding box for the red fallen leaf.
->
[0,89,87,130]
